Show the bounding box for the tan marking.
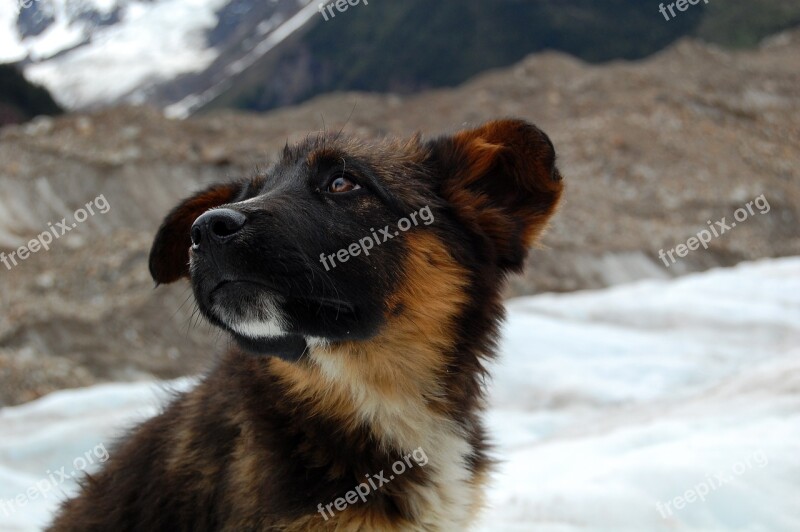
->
[272,232,486,530]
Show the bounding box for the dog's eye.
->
[327,176,361,194]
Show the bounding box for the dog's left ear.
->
[427,119,564,272]
[148,179,251,285]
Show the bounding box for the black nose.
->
[191,209,247,248]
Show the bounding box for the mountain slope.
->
[698,0,800,48]
[201,0,800,113]
[3,0,799,115]
[203,0,705,112]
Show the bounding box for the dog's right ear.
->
[149,180,250,285]
[426,119,564,273]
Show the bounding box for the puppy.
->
[49,119,563,531]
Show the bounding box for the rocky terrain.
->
[0,32,798,405]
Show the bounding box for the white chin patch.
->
[229,319,287,339]
[304,336,329,349]
[214,298,288,339]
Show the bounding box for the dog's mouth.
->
[203,278,360,351]
[209,280,357,316]
[209,279,271,300]
[188,248,382,349]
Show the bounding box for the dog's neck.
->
[227,232,497,527]
[263,334,489,529]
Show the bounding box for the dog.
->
[49,119,563,531]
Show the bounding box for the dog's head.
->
[149,119,563,360]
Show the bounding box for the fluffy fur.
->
[49,119,563,531]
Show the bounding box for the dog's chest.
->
[314,355,482,529]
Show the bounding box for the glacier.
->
[1,258,798,531]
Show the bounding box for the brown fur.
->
[49,119,563,531]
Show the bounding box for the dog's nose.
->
[191,209,247,248]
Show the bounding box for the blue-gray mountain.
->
[2,0,799,116]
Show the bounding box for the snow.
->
[0,0,120,62]
[0,1,34,61]
[0,378,197,531]
[1,0,318,112]
[1,0,234,108]
[1,258,799,531]
[24,0,231,108]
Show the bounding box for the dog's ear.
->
[428,119,564,272]
[149,180,249,284]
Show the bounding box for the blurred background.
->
[1,1,799,530]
